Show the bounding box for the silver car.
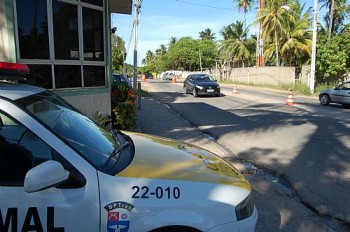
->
[319,81,350,108]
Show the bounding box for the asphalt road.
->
[139,79,350,232]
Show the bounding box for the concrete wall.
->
[300,65,311,85]
[182,67,296,86]
[226,67,295,85]
[62,93,111,118]
[0,0,16,62]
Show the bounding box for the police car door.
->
[0,105,100,232]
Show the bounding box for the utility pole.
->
[310,0,318,94]
[256,0,265,67]
[133,0,141,92]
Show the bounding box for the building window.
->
[81,0,103,7]
[16,0,105,89]
[83,7,104,61]
[84,65,105,87]
[26,65,53,89]
[53,0,79,60]
[16,0,49,59]
[55,65,82,89]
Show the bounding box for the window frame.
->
[14,0,106,89]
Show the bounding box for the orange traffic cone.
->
[232,85,239,94]
[172,75,177,83]
[142,75,146,82]
[285,91,294,106]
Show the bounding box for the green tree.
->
[235,0,254,30]
[165,37,217,71]
[111,34,126,73]
[320,0,349,36]
[256,0,292,66]
[219,21,255,67]
[199,28,216,40]
[279,4,312,68]
[169,37,177,47]
[316,27,350,83]
[142,50,155,65]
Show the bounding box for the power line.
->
[174,0,234,11]
[126,21,135,56]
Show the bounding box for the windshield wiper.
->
[102,130,131,170]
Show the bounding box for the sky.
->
[111,0,338,66]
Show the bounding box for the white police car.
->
[0,62,257,232]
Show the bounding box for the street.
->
[138,79,350,232]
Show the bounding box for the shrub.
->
[92,111,110,127]
[111,84,136,130]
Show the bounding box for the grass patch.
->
[139,89,149,97]
[315,82,336,93]
[218,80,313,96]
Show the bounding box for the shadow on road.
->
[142,88,350,230]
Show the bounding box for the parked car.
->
[145,73,153,79]
[112,73,131,87]
[184,73,220,97]
[319,81,350,108]
[162,72,173,81]
[0,62,257,232]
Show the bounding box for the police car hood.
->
[118,132,251,190]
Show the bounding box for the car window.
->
[0,111,53,186]
[341,83,350,90]
[194,75,212,82]
[16,91,118,170]
[113,74,121,84]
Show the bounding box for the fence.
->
[181,66,296,86]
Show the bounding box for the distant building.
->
[0,0,132,117]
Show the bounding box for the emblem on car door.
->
[104,201,134,232]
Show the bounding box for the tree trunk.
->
[275,29,280,66]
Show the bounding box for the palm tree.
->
[142,50,155,65]
[219,21,255,67]
[256,0,294,66]
[320,0,348,35]
[156,44,167,56]
[169,37,177,48]
[279,10,312,67]
[235,0,254,30]
[199,28,216,40]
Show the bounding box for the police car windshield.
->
[16,91,120,170]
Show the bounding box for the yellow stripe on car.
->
[119,132,251,191]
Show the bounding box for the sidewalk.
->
[135,95,247,171]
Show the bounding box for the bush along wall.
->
[110,84,136,130]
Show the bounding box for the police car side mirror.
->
[24,160,70,193]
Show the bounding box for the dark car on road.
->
[112,73,131,87]
[319,81,350,108]
[183,74,220,97]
